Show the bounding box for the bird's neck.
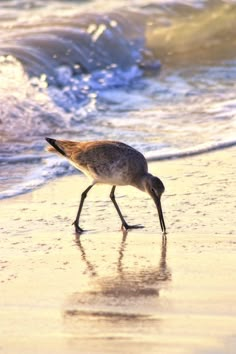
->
[133,173,153,193]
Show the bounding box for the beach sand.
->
[1,147,236,354]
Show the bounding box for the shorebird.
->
[45,138,166,234]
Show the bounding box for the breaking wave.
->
[1,0,236,199]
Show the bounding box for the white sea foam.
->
[1,0,236,199]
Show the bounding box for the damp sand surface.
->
[0,148,236,354]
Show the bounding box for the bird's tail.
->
[45,137,78,158]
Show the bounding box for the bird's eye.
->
[152,187,161,197]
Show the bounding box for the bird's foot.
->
[72,221,84,234]
[121,223,144,231]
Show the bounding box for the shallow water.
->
[1,229,236,354]
[0,0,236,198]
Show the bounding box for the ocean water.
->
[0,0,236,199]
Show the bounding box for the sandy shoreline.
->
[1,147,236,354]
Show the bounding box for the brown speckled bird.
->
[45,137,166,234]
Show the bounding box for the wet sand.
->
[1,148,236,354]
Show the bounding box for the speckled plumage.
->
[48,140,148,187]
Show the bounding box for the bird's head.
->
[144,175,166,234]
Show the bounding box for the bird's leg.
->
[110,186,128,229]
[110,186,143,230]
[73,184,94,234]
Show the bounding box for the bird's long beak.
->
[153,195,166,234]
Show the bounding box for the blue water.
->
[0,0,236,199]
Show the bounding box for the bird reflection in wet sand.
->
[114,233,170,298]
[116,233,170,288]
[74,235,97,277]
[65,233,171,323]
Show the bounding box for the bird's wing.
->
[71,141,148,180]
